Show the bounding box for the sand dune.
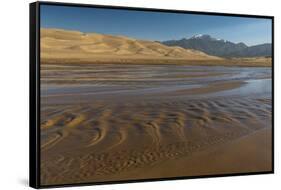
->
[41,28,222,63]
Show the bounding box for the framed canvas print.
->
[29,1,274,188]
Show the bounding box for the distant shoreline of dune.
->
[41,58,271,67]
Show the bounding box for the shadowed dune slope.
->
[41,28,222,63]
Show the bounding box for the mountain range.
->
[162,34,272,58]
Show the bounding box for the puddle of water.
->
[211,79,272,97]
[41,65,272,99]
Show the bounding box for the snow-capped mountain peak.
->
[190,34,229,42]
[191,34,203,38]
[190,34,215,40]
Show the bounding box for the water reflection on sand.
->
[41,64,271,102]
[40,64,272,185]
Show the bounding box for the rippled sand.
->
[40,64,272,185]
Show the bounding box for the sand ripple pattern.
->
[41,97,271,185]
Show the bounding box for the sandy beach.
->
[40,63,272,185]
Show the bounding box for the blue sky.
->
[41,4,272,46]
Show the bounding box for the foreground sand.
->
[112,127,271,180]
[40,64,272,185]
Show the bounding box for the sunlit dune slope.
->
[41,28,222,63]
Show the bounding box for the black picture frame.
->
[29,1,274,188]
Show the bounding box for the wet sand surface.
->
[40,64,272,185]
